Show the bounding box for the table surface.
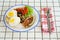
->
[0,0,60,40]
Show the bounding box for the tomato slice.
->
[15,7,28,15]
[22,7,28,15]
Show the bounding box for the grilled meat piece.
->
[22,16,33,28]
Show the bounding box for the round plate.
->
[3,4,40,32]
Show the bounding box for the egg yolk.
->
[8,11,14,17]
[9,18,14,23]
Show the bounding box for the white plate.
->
[3,4,40,32]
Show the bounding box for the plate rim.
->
[3,4,40,32]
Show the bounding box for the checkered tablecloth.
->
[0,0,60,40]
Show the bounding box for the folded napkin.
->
[40,8,55,33]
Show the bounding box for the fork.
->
[47,9,51,33]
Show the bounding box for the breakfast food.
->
[22,16,33,28]
[7,10,17,18]
[9,17,20,26]
[6,5,35,28]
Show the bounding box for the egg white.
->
[7,10,17,18]
[9,17,20,26]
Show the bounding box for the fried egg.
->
[9,17,20,26]
[7,10,17,18]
